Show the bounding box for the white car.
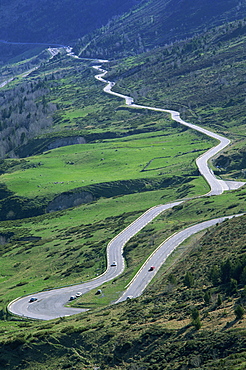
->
[111,261,117,267]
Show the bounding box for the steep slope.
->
[0,2,245,369]
[0,0,141,43]
[105,18,246,182]
[76,0,246,58]
[0,212,245,369]
[0,0,140,62]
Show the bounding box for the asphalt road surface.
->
[116,214,243,302]
[7,59,245,320]
[8,203,182,320]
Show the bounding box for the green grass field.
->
[0,129,213,198]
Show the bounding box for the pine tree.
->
[191,307,201,329]
[234,305,244,320]
[217,293,222,306]
[204,290,211,305]
[184,271,194,288]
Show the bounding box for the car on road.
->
[69,296,76,301]
[29,297,37,303]
[148,266,155,271]
[75,292,82,297]
[111,261,117,267]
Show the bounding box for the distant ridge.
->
[0,0,140,44]
[76,0,246,58]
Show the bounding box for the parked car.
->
[75,292,82,297]
[29,297,37,303]
[148,266,155,271]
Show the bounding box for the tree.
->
[232,260,242,282]
[241,266,246,285]
[217,294,222,306]
[220,259,232,284]
[191,307,201,329]
[227,278,238,295]
[234,305,244,320]
[184,271,194,288]
[204,290,211,305]
[209,265,220,285]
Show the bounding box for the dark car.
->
[148,266,155,271]
[29,297,37,303]
[69,296,76,301]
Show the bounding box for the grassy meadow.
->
[0,128,213,198]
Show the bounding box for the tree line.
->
[0,75,60,157]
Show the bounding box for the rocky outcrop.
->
[15,136,86,158]
[46,191,94,212]
[46,136,86,150]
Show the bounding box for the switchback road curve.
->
[93,65,244,195]
[7,56,245,320]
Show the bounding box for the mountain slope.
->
[106,18,246,181]
[76,0,246,58]
[0,2,245,370]
[0,0,140,63]
[0,0,141,44]
[0,211,245,369]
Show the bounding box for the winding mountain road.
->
[93,65,244,196]
[7,56,245,320]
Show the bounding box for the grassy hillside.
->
[0,47,217,220]
[76,0,246,58]
[0,207,245,369]
[0,127,212,214]
[107,19,246,180]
